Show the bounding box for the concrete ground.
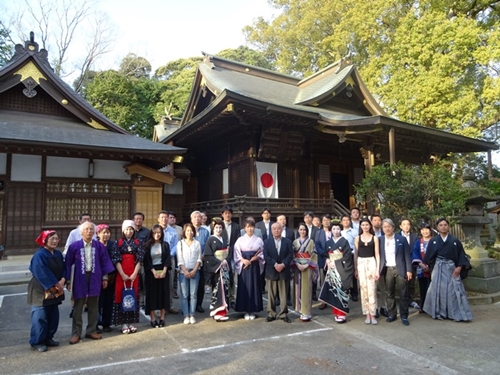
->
[0,280,499,375]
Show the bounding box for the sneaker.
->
[410,302,420,310]
[184,317,190,325]
[244,313,250,320]
[249,314,256,320]
[189,316,196,324]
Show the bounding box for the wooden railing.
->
[184,195,350,218]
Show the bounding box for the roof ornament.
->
[9,31,51,68]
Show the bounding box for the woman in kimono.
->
[111,220,145,334]
[204,219,230,321]
[423,218,472,321]
[319,221,354,323]
[354,218,380,325]
[27,230,66,352]
[233,219,265,320]
[292,222,318,321]
[96,224,116,333]
[143,224,171,328]
[412,222,433,313]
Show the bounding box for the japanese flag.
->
[256,161,278,198]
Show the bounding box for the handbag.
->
[121,282,137,312]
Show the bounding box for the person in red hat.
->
[27,230,66,352]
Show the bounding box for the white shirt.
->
[84,240,93,272]
[384,236,396,267]
[176,239,202,270]
[274,238,281,255]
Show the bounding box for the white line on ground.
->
[0,292,27,308]
[335,323,459,375]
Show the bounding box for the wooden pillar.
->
[389,128,396,165]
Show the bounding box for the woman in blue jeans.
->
[176,223,202,324]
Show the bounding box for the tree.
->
[244,0,500,140]
[6,0,115,92]
[83,68,161,139]
[355,161,467,227]
[0,21,14,66]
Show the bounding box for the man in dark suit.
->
[301,211,319,242]
[379,218,413,326]
[314,214,332,306]
[276,214,294,306]
[221,205,241,308]
[255,208,274,241]
[399,218,420,310]
[255,208,274,292]
[264,223,293,323]
[276,214,295,241]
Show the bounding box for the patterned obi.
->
[329,250,343,262]
[294,251,311,265]
[214,249,229,261]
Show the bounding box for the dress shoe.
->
[401,318,410,326]
[318,303,327,310]
[379,307,389,317]
[45,338,59,347]
[266,316,275,322]
[386,316,397,323]
[69,335,80,345]
[85,332,102,340]
[196,306,205,313]
[168,308,179,314]
[31,344,48,352]
[281,316,292,323]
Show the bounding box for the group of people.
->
[27,206,473,352]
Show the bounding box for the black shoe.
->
[266,316,275,322]
[401,318,410,326]
[45,338,59,347]
[31,344,48,352]
[196,305,205,313]
[374,309,380,318]
[386,316,397,323]
[281,317,292,323]
[351,295,358,302]
[380,307,389,317]
[69,308,74,318]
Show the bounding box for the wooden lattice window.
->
[45,181,130,223]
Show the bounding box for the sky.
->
[96,0,277,72]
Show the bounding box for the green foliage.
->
[244,0,500,138]
[83,69,161,139]
[0,23,14,66]
[355,161,467,227]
